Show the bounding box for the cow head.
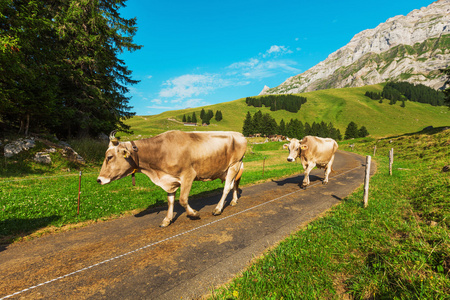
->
[284,138,307,162]
[97,131,136,185]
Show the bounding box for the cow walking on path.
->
[284,136,338,188]
[97,130,247,227]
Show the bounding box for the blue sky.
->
[119,0,436,116]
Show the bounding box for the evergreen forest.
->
[182,109,223,124]
[242,111,343,141]
[365,81,445,106]
[0,0,141,138]
[245,95,307,113]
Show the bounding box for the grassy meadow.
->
[210,127,450,299]
[121,84,449,140]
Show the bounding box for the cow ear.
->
[121,149,131,158]
[283,143,289,149]
[286,137,291,141]
[300,145,308,150]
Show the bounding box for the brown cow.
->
[284,136,338,188]
[97,130,247,227]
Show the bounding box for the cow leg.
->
[302,162,316,188]
[230,162,243,206]
[179,176,200,219]
[214,162,241,215]
[160,192,175,227]
[323,155,335,185]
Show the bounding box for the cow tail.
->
[235,161,244,181]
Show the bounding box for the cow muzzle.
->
[97,177,111,185]
[287,157,295,162]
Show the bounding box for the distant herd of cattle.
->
[97,130,338,227]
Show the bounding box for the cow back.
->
[301,136,338,164]
[135,131,247,181]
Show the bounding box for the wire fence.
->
[0,171,168,237]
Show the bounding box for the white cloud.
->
[227,58,260,70]
[226,58,300,79]
[147,98,208,111]
[263,45,293,58]
[146,75,153,79]
[159,74,225,99]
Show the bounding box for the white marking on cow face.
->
[97,176,111,185]
[286,139,301,162]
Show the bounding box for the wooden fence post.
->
[389,148,394,176]
[363,155,371,208]
[373,145,377,156]
[77,171,82,215]
[262,157,266,176]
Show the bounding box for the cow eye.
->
[107,155,113,162]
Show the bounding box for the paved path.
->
[0,151,373,299]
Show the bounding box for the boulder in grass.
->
[34,152,52,164]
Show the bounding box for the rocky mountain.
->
[261,0,450,95]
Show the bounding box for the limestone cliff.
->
[261,0,450,95]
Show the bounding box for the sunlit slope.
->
[123,84,449,139]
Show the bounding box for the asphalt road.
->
[0,150,373,300]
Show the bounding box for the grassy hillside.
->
[122,84,449,140]
[211,127,450,299]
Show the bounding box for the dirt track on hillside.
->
[0,151,374,300]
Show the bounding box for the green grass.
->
[209,127,450,299]
[120,84,449,141]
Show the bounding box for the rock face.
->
[4,138,36,158]
[34,152,52,164]
[259,85,271,95]
[262,0,450,95]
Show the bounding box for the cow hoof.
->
[188,214,200,220]
[160,218,171,228]
[213,208,222,216]
[230,200,238,206]
[322,181,328,185]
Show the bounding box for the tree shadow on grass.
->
[0,215,61,252]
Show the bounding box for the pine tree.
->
[182,114,186,122]
[358,126,369,137]
[304,122,311,136]
[192,112,197,124]
[207,110,214,120]
[261,113,277,136]
[215,110,223,121]
[200,108,206,120]
[242,111,253,136]
[54,0,141,136]
[442,66,450,107]
[252,110,263,134]
[345,121,359,139]
[336,129,342,141]
[278,119,286,136]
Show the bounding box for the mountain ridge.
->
[261,0,450,95]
